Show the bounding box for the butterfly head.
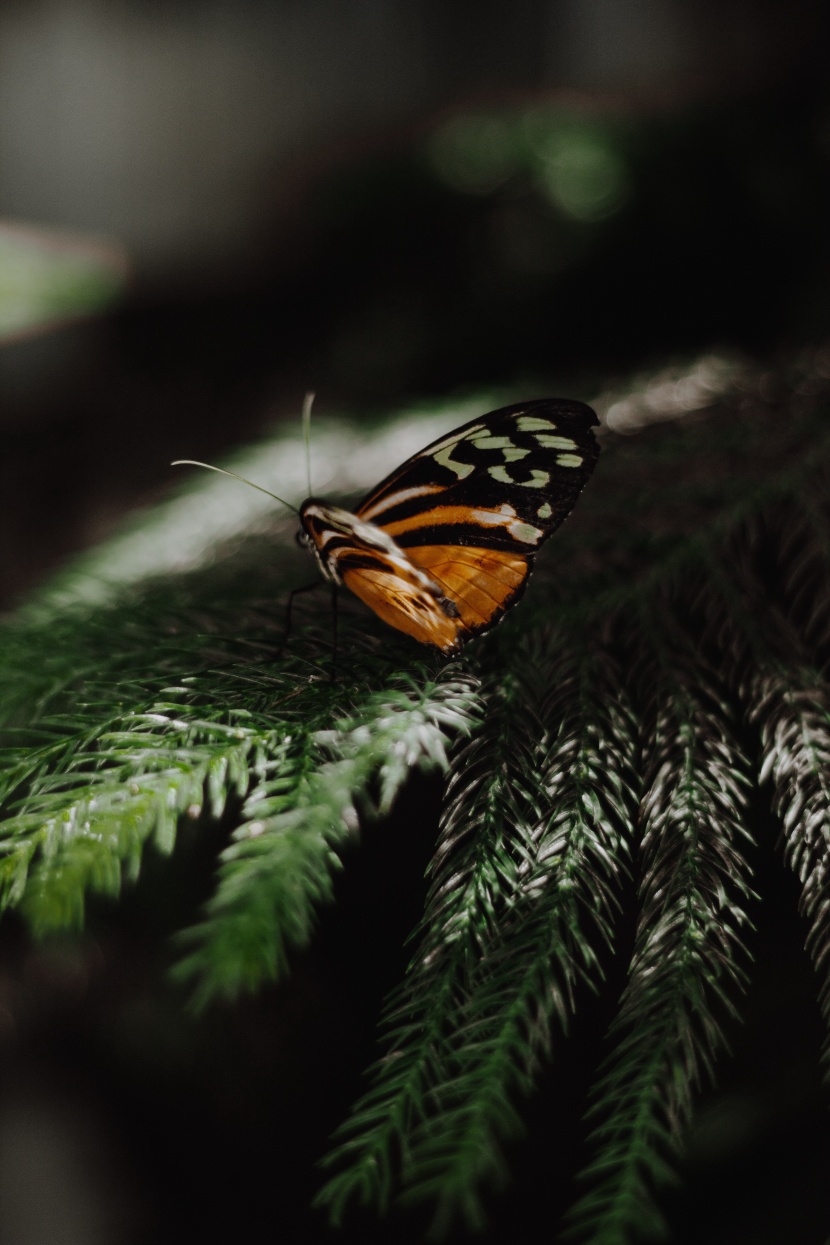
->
[298,499,387,581]
[296,498,334,581]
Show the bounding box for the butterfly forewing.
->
[356,398,599,553]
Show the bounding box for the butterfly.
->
[294,398,599,653]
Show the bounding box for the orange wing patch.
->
[406,544,530,636]
[341,563,464,651]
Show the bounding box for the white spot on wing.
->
[488,465,549,488]
[556,453,583,468]
[517,415,557,431]
[536,434,577,450]
[468,433,515,449]
[434,444,475,478]
[537,502,553,518]
[509,521,543,544]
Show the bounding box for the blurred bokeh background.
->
[2,0,830,608]
[2,2,830,1242]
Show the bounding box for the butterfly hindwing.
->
[398,542,531,639]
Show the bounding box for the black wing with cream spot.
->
[356,399,600,553]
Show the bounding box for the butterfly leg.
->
[330,584,339,682]
[280,579,321,653]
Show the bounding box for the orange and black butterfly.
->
[176,398,599,653]
[297,398,599,653]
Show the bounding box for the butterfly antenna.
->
[302,391,315,498]
[171,460,300,515]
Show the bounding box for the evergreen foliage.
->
[565,638,754,1243]
[2,354,830,1240]
[318,630,638,1234]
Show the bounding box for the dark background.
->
[1,2,830,1242]
[3,0,830,610]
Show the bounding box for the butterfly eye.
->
[296,529,312,549]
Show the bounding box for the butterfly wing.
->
[353,398,599,642]
[356,398,599,547]
[338,555,465,651]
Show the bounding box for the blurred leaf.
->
[0,220,128,342]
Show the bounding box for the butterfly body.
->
[297,398,599,653]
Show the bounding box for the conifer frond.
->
[750,668,830,1065]
[687,505,830,1072]
[316,652,546,1222]
[567,636,754,1244]
[175,669,478,1006]
[317,628,638,1231]
[0,704,275,932]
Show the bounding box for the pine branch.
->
[316,654,544,1222]
[175,668,478,1006]
[566,632,754,1245]
[317,626,639,1232]
[695,512,830,1071]
[750,667,830,1068]
[0,590,477,978]
[0,703,272,931]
